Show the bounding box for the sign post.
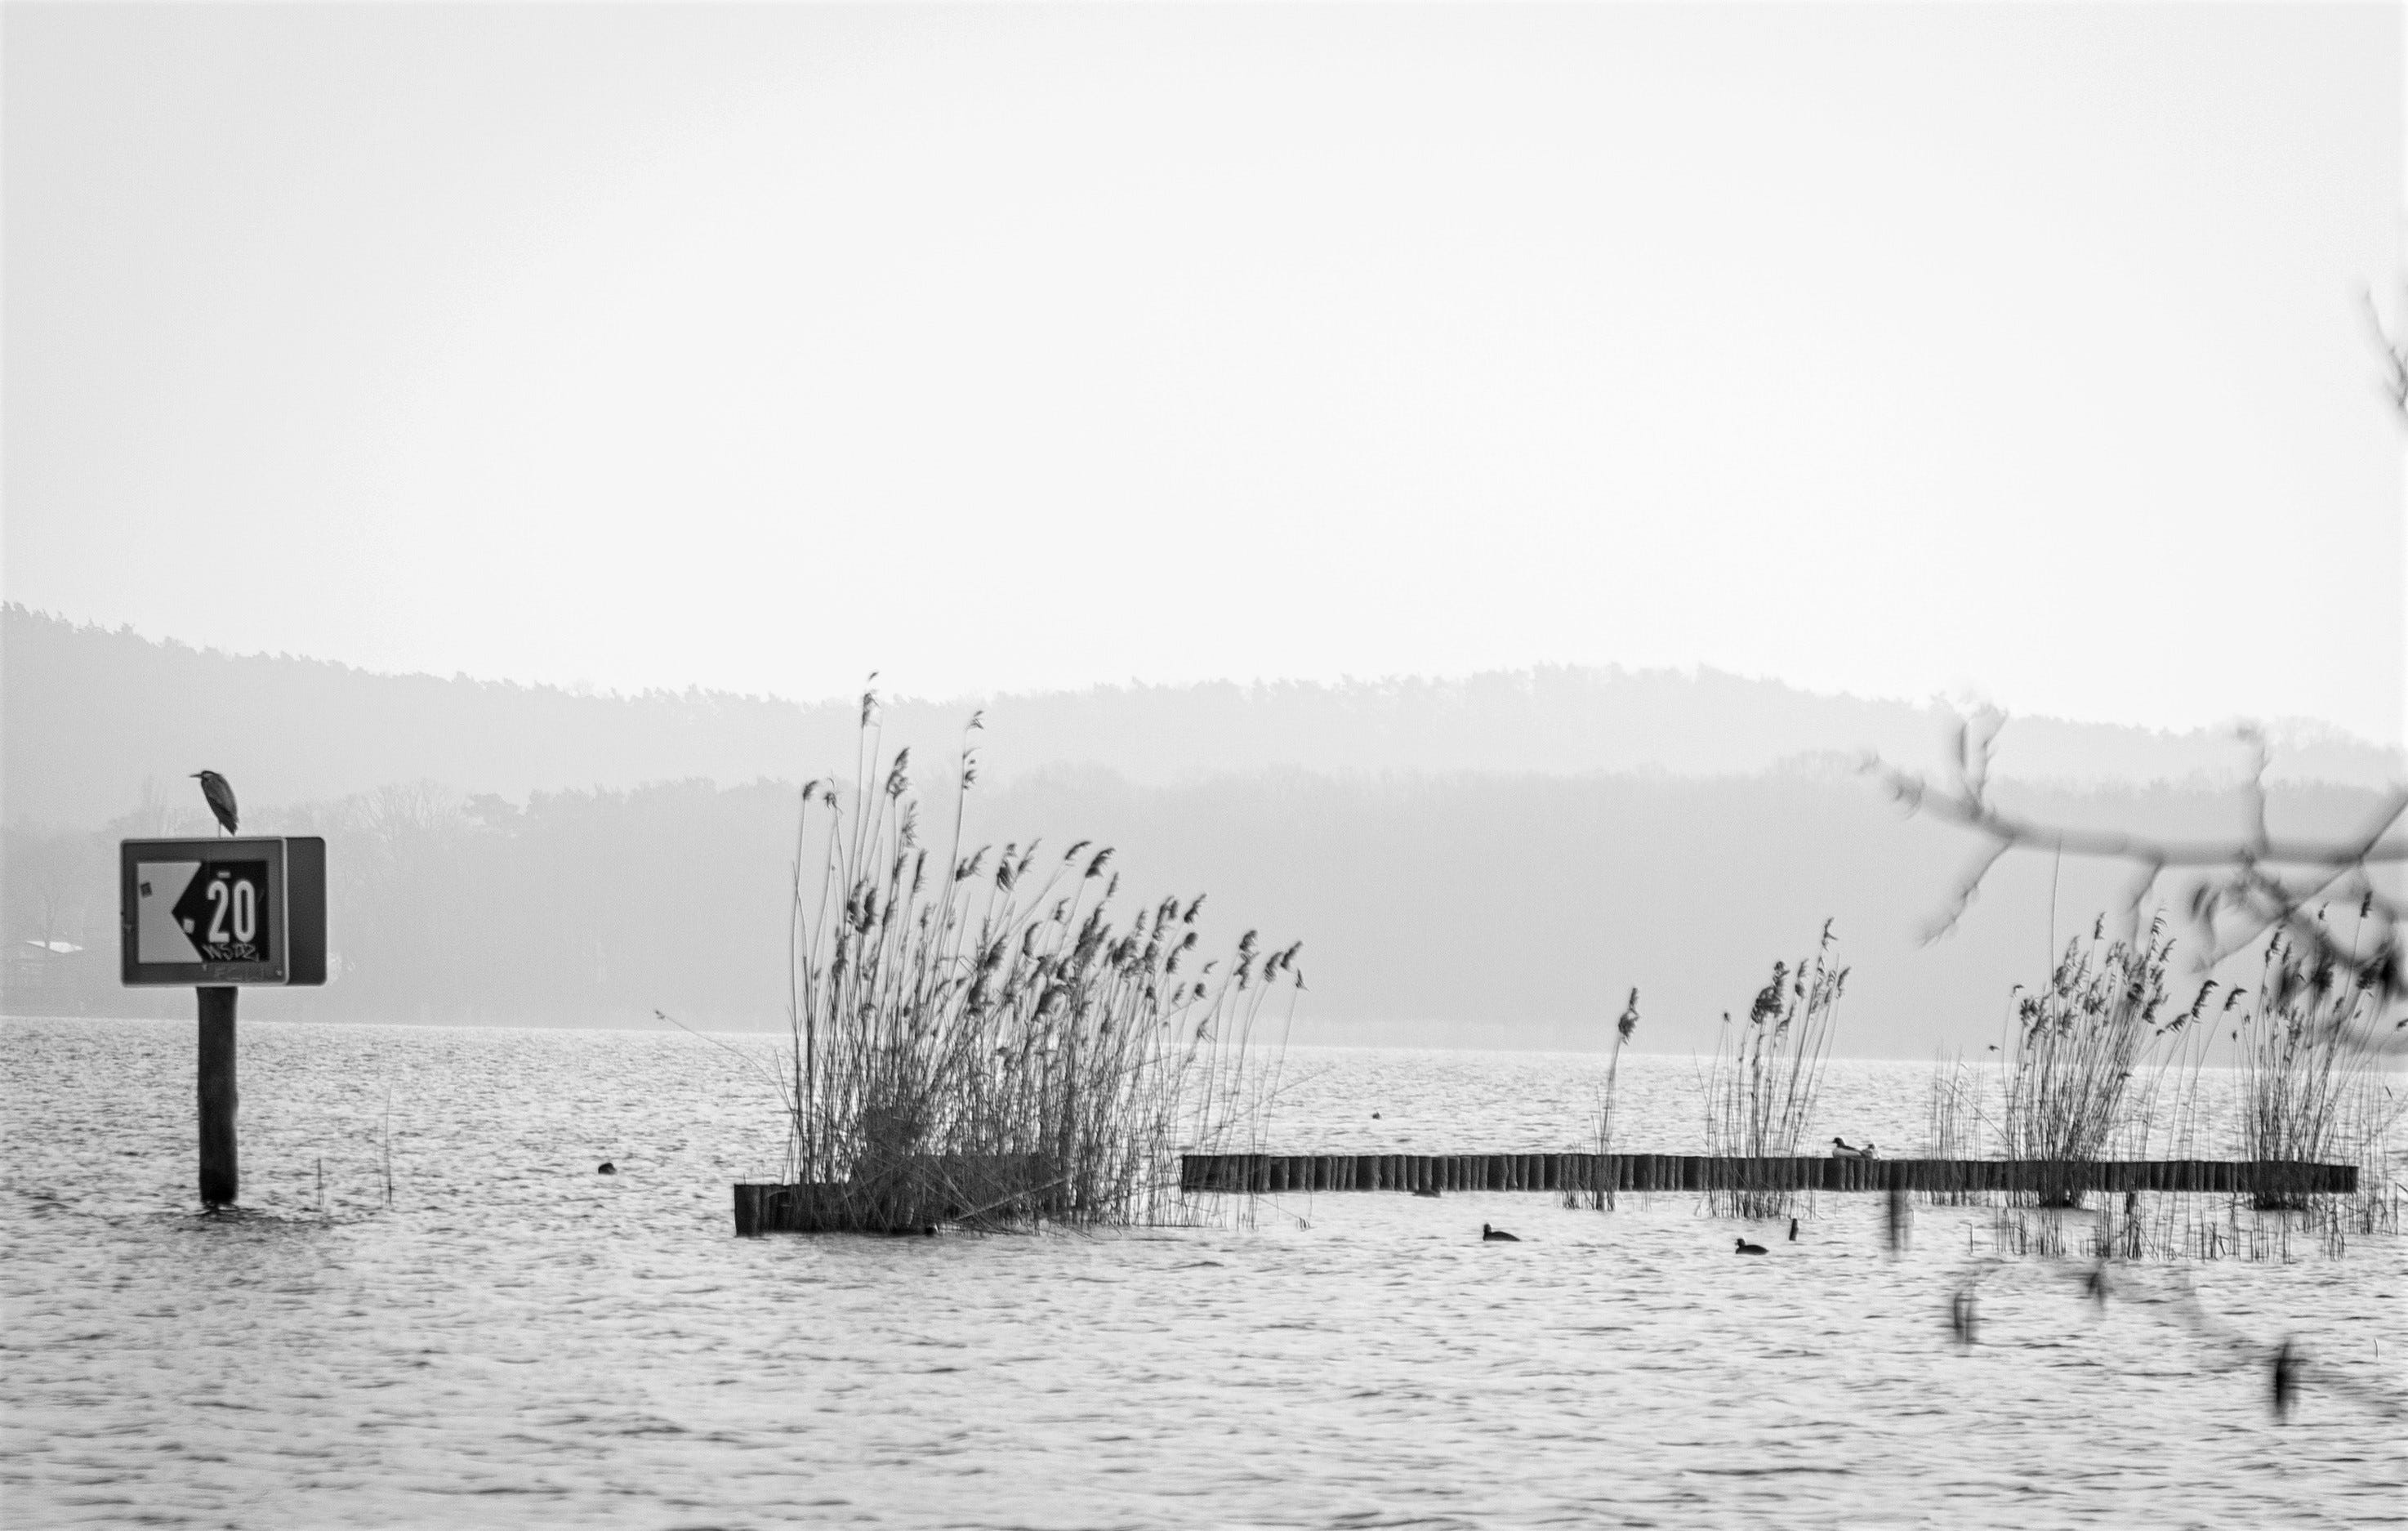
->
[198,985,239,1205]
[120,837,326,1207]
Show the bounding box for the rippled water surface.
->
[5,1016,2403,1529]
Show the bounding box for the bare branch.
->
[1871,761,2407,868]
[1871,712,2408,1047]
[1919,838,2013,945]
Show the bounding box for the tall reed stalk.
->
[1573,989,1641,1209]
[782,698,1295,1230]
[1703,923,1845,1219]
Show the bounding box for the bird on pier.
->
[1482,1224,1519,1242]
[1734,1238,1768,1255]
[192,770,239,836]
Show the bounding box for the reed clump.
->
[2002,915,2179,1207]
[778,699,1295,1232]
[1703,922,1845,1220]
[1922,1052,1991,1206]
[2236,919,2394,1212]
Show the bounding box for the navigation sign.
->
[120,837,326,987]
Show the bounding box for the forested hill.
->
[7,605,2399,830]
[6,606,2401,1054]
[6,761,2393,1057]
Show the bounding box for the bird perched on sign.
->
[192,770,239,836]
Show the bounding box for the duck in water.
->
[1735,1237,1768,1255]
[1831,1137,1875,1159]
[596,1162,617,1175]
[1482,1224,1519,1242]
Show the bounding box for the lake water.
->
[4,1015,2403,1528]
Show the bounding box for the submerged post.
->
[198,986,238,1206]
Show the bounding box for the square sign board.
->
[119,837,326,987]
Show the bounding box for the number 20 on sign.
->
[119,837,327,986]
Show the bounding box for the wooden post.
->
[198,985,238,1207]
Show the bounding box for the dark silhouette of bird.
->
[1831,1136,1875,1159]
[192,770,239,836]
[1735,1238,1768,1255]
[1482,1224,1519,1242]
[2271,1338,2300,1421]
[1788,1216,1800,1242]
[596,1162,617,1175]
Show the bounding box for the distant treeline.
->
[7,763,2390,1056]
[9,602,2400,832]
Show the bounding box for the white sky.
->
[5,3,2402,743]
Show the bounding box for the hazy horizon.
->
[10,606,2400,1062]
[20,600,2405,757]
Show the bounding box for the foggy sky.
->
[5,4,2401,746]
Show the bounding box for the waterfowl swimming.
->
[1831,1137,1875,1159]
[1735,1238,1768,1255]
[1482,1224,1519,1242]
[596,1162,617,1175]
[1788,1216,1799,1242]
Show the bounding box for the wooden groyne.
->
[735,1154,1059,1235]
[1176,1154,2358,1197]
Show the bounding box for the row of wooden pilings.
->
[1176,1154,2358,1197]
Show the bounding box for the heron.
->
[192,770,239,836]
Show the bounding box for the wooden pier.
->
[1177,1153,2357,1198]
